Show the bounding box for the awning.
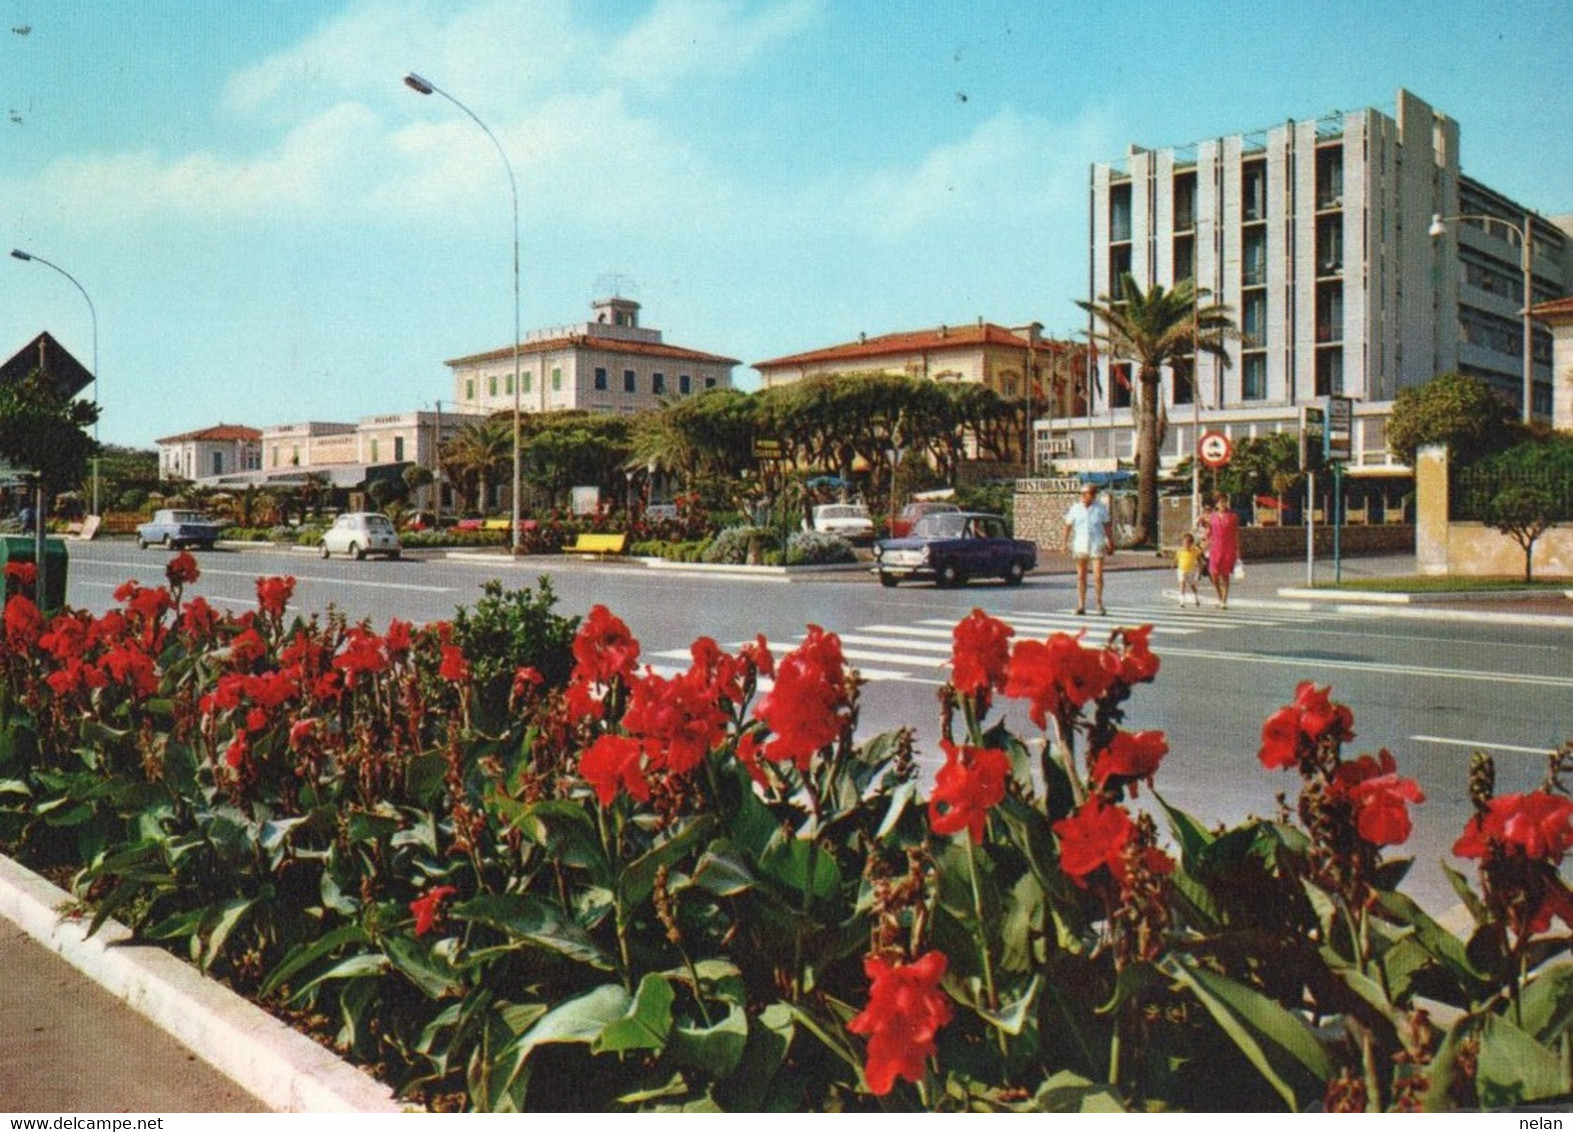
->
[1079,470,1135,487]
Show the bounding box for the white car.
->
[809,503,875,543]
[319,512,402,560]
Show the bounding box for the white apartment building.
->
[444,297,738,416]
[1055,88,1571,472]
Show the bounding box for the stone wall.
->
[1415,443,1573,577]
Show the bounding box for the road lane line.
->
[1159,645,1573,688]
[79,573,458,594]
[1410,735,1561,756]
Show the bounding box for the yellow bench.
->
[566,532,626,557]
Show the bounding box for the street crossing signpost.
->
[1325,396,1354,582]
[1299,405,1325,584]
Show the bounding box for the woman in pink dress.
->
[1201,494,1240,609]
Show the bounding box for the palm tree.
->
[1078,274,1239,547]
[442,419,512,514]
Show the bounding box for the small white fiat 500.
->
[319,512,402,560]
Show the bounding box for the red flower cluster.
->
[1329,749,1424,847]
[1003,632,1111,731]
[1053,797,1173,889]
[4,561,37,591]
[256,576,295,621]
[949,608,1013,702]
[409,885,457,937]
[1455,790,1573,936]
[165,551,200,589]
[928,740,1010,843]
[566,605,641,719]
[847,950,953,1096]
[752,625,850,771]
[1089,729,1170,795]
[1259,681,1356,770]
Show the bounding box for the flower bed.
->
[0,555,1570,1111]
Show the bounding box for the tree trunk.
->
[1133,368,1162,547]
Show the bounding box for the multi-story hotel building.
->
[444,296,738,416]
[1054,89,1571,471]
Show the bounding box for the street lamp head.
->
[403,72,435,95]
[1427,214,1447,239]
[10,249,33,261]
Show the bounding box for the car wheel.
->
[387,550,401,561]
[319,542,331,559]
[163,533,174,548]
[1004,561,1026,586]
[879,571,898,588]
[936,561,964,588]
[351,542,365,561]
[136,536,149,550]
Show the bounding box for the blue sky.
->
[4,0,1571,447]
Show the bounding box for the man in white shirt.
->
[1062,483,1113,615]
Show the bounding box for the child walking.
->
[1174,533,1203,607]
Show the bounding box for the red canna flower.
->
[1054,796,1137,888]
[1455,791,1573,865]
[928,740,1010,843]
[438,643,470,683]
[4,561,37,590]
[255,575,295,620]
[165,551,200,588]
[333,627,388,676]
[621,666,729,776]
[409,885,458,937]
[38,612,88,661]
[847,950,952,1096]
[752,625,850,771]
[512,665,544,700]
[1329,749,1424,846]
[1003,632,1114,731]
[572,604,641,685]
[100,643,159,698]
[384,619,413,658]
[1258,682,1356,770]
[1111,624,1161,685]
[178,597,221,643]
[949,609,1013,701]
[579,733,649,807]
[6,595,47,649]
[1090,729,1170,795]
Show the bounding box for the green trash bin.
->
[0,535,69,613]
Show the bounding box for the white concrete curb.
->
[0,854,402,1113]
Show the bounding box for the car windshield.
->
[913,513,968,538]
[363,516,395,532]
[171,511,209,523]
[818,505,867,519]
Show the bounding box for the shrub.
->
[785,529,857,565]
[701,525,778,565]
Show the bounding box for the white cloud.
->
[607,0,822,92]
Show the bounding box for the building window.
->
[652,372,665,395]
[1316,281,1344,343]
[1172,362,1193,406]
[1315,347,1343,397]
[465,378,475,401]
[1242,353,1267,401]
[523,370,533,392]
[704,377,716,389]
[1242,228,1267,286]
[679,373,691,395]
[211,451,223,476]
[370,438,379,462]
[1109,181,1133,243]
[1316,146,1344,210]
[1316,215,1343,275]
[1108,244,1132,285]
[552,367,562,392]
[1172,234,1195,285]
[505,373,513,395]
[624,369,636,392]
[1242,290,1267,343]
[594,366,608,390]
[1109,363,1133,409]
[394,436,405,462]
[488,375,498,396]
[1172,171,1197,231]
[1241,160,1267,222]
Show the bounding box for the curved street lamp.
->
[10,248,100,517]
[1428,212,1536,424]
[403,72,524,553]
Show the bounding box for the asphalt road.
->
[62,540,1573,916]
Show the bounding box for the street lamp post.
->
[1429,212,1536,424]
[10,249,99,517]
[404,72,524,553]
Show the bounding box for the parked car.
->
[808,502,875,543]
[873,511,1036,588]
[319,512,402,560]
[401,510,440,532]
[451,513,486,532]
[136,509,224,551]
[890,499,962,538]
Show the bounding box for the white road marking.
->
[1411,735,1562,756]
[1158,645,1573,688]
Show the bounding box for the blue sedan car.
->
[135,509,224,551]
[873,511,1037,588]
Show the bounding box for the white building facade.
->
[1056,89,1570,472]
[154,424,262,482]
[444,297,738,416]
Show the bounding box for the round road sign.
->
[1198,430,1232,469]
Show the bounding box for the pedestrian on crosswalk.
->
[1174,533,1203,607]
[1063,482,1113,616]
